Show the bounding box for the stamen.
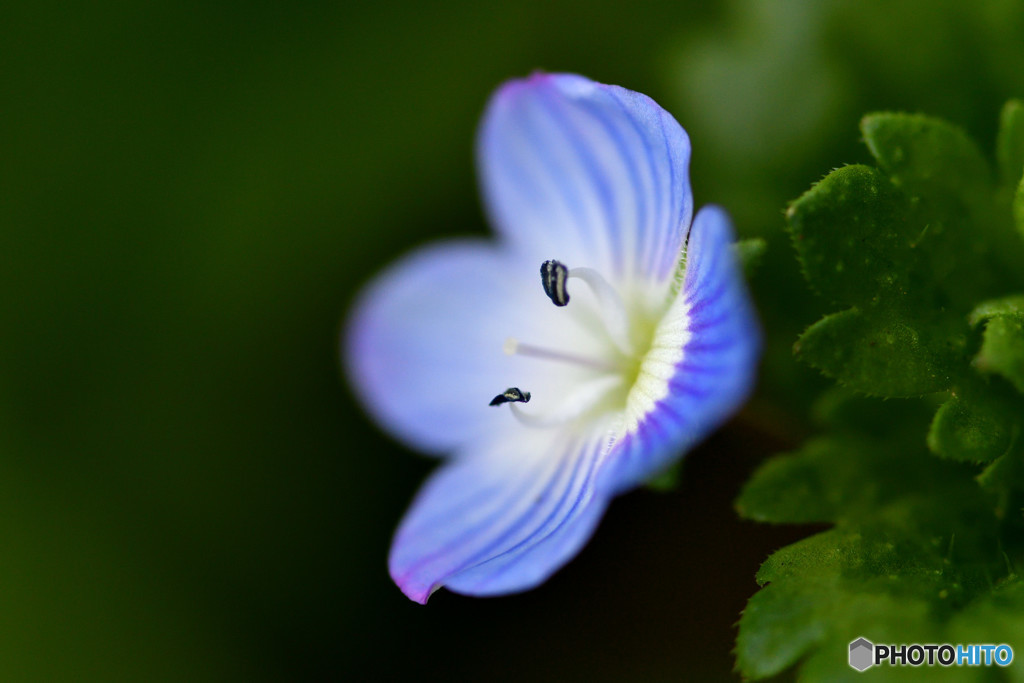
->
[538,259,635,356]
[540,260,570,306]
[489,387,531,406]
[569,267,636,356]
[504,337,619,372]
[502,375,624,429]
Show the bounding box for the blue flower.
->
[345,73,761,603]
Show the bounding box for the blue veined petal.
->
[347,241,520,454]
[478,73,693,289]
[598,206,761,493]
[346,240,611,455]
[389,425,611,603]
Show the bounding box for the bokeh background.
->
[5,0,1024,680]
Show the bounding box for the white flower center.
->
[492,259,685,434]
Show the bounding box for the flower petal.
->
[345,240,604,454]
[388,425,611,603]
[478,73,693,292]
[599,206,761,493]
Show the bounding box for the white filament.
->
[509,375,623,429]
[567,267,634,355]
[504,337,620,372]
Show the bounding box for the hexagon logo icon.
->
[849,637,874,671]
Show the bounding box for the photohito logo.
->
[849,637,1014,671]
[849,638,874,672]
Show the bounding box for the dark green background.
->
[4,1,1024,679]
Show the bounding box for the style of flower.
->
[345,73,761,603]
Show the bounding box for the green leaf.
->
[946,577,1024,666]
[737,436,935,525]
[795,307,959,396]
[787,164,913,306]
[860,113,1009,308]
[740,106,1024,682]
[738,434,997,527]
[975,314,1024,393]
[737,526,1001,681]
[736,422,1009,680]
[644,460,682,492]
[736,438,854,524]
[997,100,1024,188]
[1016,174,1024,240]
[927,394,1014,463]
[733,237,766,277]
[862,112,991,201]
[810,386,936,440]
[978,449,1024,526]
[968,294,1024,326]
[736,533,849,680]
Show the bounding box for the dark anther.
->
[489,387,531,406]
[540,260,570,306]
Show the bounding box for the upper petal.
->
[345,240,607,454]
[599,206,761,493]
[388,423,611,603]
[478,73,693,294]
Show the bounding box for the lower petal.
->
[389,424,611,603]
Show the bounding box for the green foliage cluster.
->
[735,104,1024,680]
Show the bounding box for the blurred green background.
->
[4,0,1024,680]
